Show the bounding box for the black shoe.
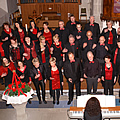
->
[119,99,120,103]
[61,92,63,95]
[53,101,55,104]
[67,101,71,105]
[39,101,42,104]
[57,101,59,105]
[28,99,31,104]
[43,100,47,104]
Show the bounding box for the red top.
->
[108,31,113,44]
[0,42,5,57]
[32,28,37,35]
[8,62,16,72]
[105,63,113,80]
[51,69,60,90]
[23,41,37,60]
[43,31,52,47]
[41,51,46,63]
[18,30,25,43]
[38,70,43,81]
[0,66,8,78]
[11,47,21,61]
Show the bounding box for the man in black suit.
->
[64,52,83,105]
[66,14,79,34]
[84,16,100,43]
[84,51,101,94]
[73,22,85,50]
[54,20,69,47]
[63,34,81,61]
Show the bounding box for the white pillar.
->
[12,102,27,120]
[93,0,103,32]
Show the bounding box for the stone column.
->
[12,102,27,120]
[93,0,103,32]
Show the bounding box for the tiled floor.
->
[0,89,120,120]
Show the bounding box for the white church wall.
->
[0,0,8,12]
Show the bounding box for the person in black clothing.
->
[101,20,117,52]
[9,36,24,68]
[14,21,26,44]
[50,35,64,95]
[36,36,52,97]
[64,52,83,105]
[63,34,81,61]
[84,97,102,120]
[40,22,53,47]
[54,20,69,46]
[1,22,14,59]
[22,35,37,69]
[1,57,16,87]
[93,36,111,66]
[16,60,31,84]
[30,57,47,104]
[28,20,41,44]
[101,55,116,95]
[47,57,62,105]
[117,27,120,38]
[66,14,79,34]
[113,38,120,97]
[82,31,96,63]
[84,16,100,43]
[84,51,101,94]
[73,23,85,48]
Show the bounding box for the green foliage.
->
[4,82,31,97]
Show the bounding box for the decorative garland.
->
[4,72,31,97]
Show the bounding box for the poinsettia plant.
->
[4,72,31,97]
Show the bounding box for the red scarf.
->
[4,28,11,35]
[113,48,118,64]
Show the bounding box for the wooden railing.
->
[18,0,81,3]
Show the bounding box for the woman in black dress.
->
[1,22,14,59]
[23,35,37,69]
[16,60,31,85]
[1,57,16,87]
[14,21,26,44]
[50,35,64,95]
[9,36,24,67]
[28,20,41,44]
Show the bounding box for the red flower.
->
[21,84,25,88]
[12,87,16,92]
[8,84,12,88]
[17,81,21,85]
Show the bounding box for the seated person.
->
[84,97,102,120]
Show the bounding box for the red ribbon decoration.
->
[4,72,27,97]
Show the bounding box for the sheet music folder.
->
[77,95,115,107]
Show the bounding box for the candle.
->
[25,24,28,32]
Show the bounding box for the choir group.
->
[0,14,120,105]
